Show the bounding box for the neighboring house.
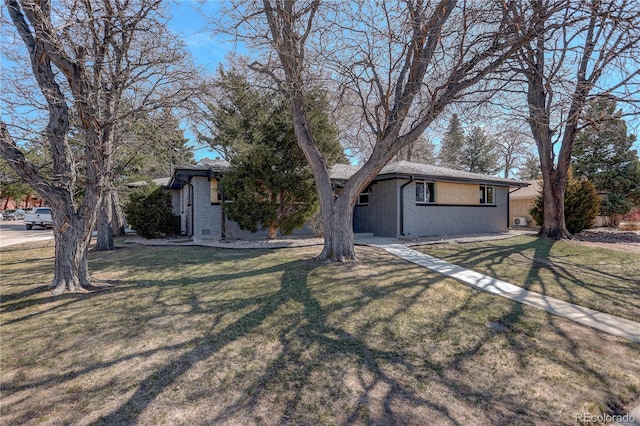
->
[509,179,540,227]
[166,159,529,241]
[509,179,612,228]
[1,194,45,210]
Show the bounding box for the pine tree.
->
[518,152,542,180]
[572,98,640,225]
[459,126,500,174]
[530,177,600,234]
[121,109,195,181]
[210,70,342,239]
[395,136,437,164]
[438,114,465,169]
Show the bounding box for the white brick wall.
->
[191,176,222,240]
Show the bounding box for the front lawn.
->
[414,235,640,321]
[1,240,639,425]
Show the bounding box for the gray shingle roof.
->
[126,177,171,188]
[167,160,528,190]
[331,161,528,186]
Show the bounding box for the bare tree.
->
[494,126,531,179]
[1,0,198,292]
[219,0,535,261]
[511,0,640,239]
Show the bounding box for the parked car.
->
[23,207,52,229]
[2,209,25,220]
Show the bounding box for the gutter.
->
[399,177,414,236]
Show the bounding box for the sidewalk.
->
[355,236,640,343]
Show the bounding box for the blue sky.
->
[168,2,230,71]
[166,1,237,160]
[166,2,638,164]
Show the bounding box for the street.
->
[0,220,54,248]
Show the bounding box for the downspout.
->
[220,181,226,239]
[399,177,414,236]
[508,186,524,229]
[188,183,194,237]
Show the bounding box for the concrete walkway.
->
[356,236,640,343]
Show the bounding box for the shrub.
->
[600,192,634,227]
[530,179,600,235]
[623,207,640,222]
[124,184,174,238]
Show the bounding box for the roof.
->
[126,177,171,188]
[331,161,528,187]
[329,163,361,182]
[510,179,541,199]
[168,160,231,190]
[167,160,529,190]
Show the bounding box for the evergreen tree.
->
[209,70,342,239]
[572,98,640,225]
[120,108,196,181]
[0,142,46,208]
[530,177,600,234]
[123,183,174,238]
[460,126,500,174]
[518,152,542,180]
[394,136,437,164]
[438,114,465,169]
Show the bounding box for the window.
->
[479,185,495,205]
[416,182,435,203]
[357,192,369,205]
[210,179,221,204]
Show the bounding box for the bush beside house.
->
[124,184,174,238]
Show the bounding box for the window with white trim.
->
[479,185,495,205]
[357,192,369,205]
[415,181,435,203]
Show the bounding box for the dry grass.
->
[1,240,639,425]
[414,235,640,322]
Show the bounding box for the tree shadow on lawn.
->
[3,245,636,424]
[417,238,639,320]
[89,247,631,425]
[95,256,459,424]
[0,246,275,321]
[416,239,636,412]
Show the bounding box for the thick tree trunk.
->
[50,220,91,295]
[111,190,126,236]
[95,190,114,251]
[50,207,94,295]
[318,196,357,262]
[538,169,571,239]
[267,224,278,240]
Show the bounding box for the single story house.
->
[165,159,528,241]
[348,161,528,238]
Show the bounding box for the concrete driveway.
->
[0,220,53,248]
